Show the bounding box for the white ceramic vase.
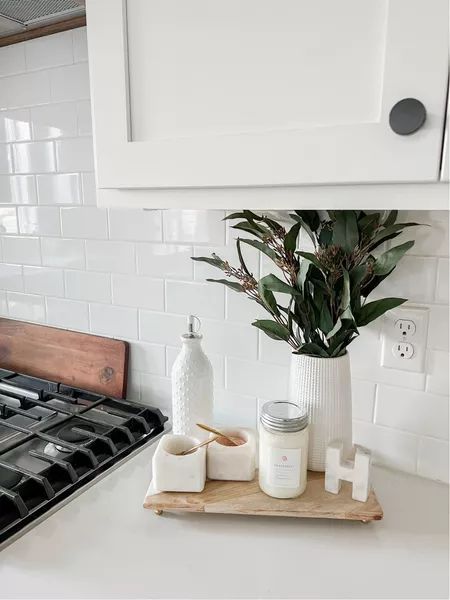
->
[288,353,352,472]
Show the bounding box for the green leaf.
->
[383,210,398,227]
[284,221,302,253]
[232,221,266,239]
[326,318,343,340]
[206,279,244,293]
[236,238,251,276]
[259,274,298,295]
[296,251,323,271]
[332,211,359,253]
[290,214,316,247]
[191,254,226,270]
[239,238,278,262]
[223,210,262,222]
[373,241,414,276]
[360,269,394,298]
[295,343,329,358]
[356,297,407,327]
[252,320,290,341]
[294,210,320,231]
[318,302,333,335]
[318,222,333,247]
[297,260,310,292]
[368,223,420,251]
[339,269,353,321]
[258,280,279,315]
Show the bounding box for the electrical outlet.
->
[392,342,414,359]
[395,319,416,338]
[381,305,429,372]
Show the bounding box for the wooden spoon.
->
[196,423,240,446]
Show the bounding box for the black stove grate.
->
[0,370,168,546]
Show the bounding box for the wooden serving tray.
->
[143,471,383,523]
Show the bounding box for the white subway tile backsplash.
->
[129,342,166,376]
[376,256,438,304]
[6,71,51,109]
[353,420,418,473]
[137,243,192,280]
[425,350,450,397]
[375,385,448,440]
[12,141,55,174]
[23,265,64,297]
[41,237,85,269]
[55,137,94,172]
[77,100,92,136]
[0,144,13,174]
[0,175,37,204]
[50,63,90,102]
[163,210,225,244]
[214,389,257,429]
[109,209,162,241]
[0,207,18,233]
[25,32,73,71]
[31,103,78,140]
[89,303,138,339]
[139,373,172,410]
[37,173,81,205]
[226,357,289,399]
[0,29,447,484]
[112,274,164,311]
[18,206,61,236]
[428,305,449,352]
[0,109,32,142]
[435,259,449,304]
[166,281,225,319]
[81,172,96,205]
[61,207,107,239]
[7,291,45,323]
[351,379,376,422]
[86,240,135,274]
[65,270,111,303]
[46,296,89,331]
[2,236,41,265]
[417,437,449,484]
[0,44,26,77]
[202,318,258,360]
[73,28,88,62]
[0,263,23,292]
[139,311,185,346]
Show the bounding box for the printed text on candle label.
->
[268,448,301,487]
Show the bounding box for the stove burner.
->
[0,465,22,489]
[57,423,95,444]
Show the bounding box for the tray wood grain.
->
[0,318,129,398]
[144,471,383,522]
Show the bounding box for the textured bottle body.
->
[288,353,352,472]
[171,337,213,441]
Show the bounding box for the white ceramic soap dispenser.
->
[171,315,213,440]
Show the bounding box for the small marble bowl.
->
[206,428,256,481]
[152,434,206,492]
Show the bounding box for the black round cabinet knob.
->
[389,98,426,135]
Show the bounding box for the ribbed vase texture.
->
[288,353,352,471]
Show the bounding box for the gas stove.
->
[0,369,168,547]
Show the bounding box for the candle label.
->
[268,447,301,488]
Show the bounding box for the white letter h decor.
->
[325,441,371,502]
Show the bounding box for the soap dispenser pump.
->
[171,315,213,440]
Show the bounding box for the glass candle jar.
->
[259,401,309,499]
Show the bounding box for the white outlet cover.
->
[381,305,429,372]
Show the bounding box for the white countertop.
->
[1,443,448,600]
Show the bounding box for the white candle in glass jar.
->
[259,401,309,499]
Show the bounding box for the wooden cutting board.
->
[0,318,129,398]
[144,471,383,522]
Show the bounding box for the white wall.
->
[0,29,448,483]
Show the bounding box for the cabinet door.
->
[87,0,449,191]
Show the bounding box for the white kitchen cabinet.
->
[86,0,449,208]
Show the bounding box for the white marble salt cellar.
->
[207,428,256,481]
[152,434,206,493]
